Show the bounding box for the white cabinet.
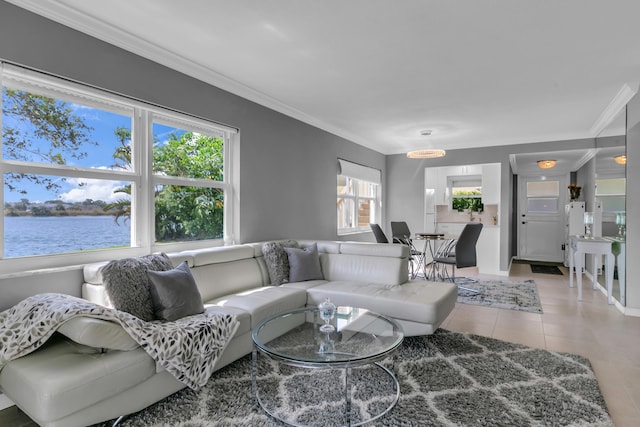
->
[426,167,448,205]
[435,223,501,275]
[477,226,501,275]
[448,165,482,176]
[435,222,466,236]
[436,168,448,205]
[481,163,501,205]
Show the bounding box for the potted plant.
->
[568,183,581,201]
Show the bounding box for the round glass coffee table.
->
[252,306,404,426]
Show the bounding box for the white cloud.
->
[58,178,129,203]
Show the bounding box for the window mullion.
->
[152,174,225,188]
[223,131,235,244]
[135,108,152,252]
[0,159,139,181]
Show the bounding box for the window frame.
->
[337,159,381,236]
[449,175,483,212]
[0,63,238,274]
[524,180,560,214]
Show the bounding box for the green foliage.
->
[2,88,97,194]
[152,132,224,241]
[153,132,223,180]
[452,190,483,212]
[155,185,224,241]
[106,129,225,242]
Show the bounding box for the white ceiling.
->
[8,0,640,155]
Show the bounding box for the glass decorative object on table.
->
[318,298,336,332]
[317,330,336,359]
[584,212,594,238]
[616,212,626,238]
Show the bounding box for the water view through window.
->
[2,77,227,259]
[4,216,131,258]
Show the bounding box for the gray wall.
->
[0,2,383,309]
[626,93,640,313]
[386,138,597,272]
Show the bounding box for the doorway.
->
[517,175,568,262]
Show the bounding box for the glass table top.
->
[252,306,404,367]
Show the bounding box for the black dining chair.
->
[390,221,425,279]
[433,222,483,294]
[369,223,389,243]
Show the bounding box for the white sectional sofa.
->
[0,240,457,427]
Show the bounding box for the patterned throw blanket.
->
[0,293,239,389]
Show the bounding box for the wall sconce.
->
[407,149,446,159]
[614,154,627,165]
[537,159,557,169]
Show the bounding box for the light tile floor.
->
[1,263,638,426]
[443,263,640,427]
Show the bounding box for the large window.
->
[337,159,380,235]
[1,63,236,272]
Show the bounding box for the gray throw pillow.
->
[283,243,324,282]
[147,261,205,322]
[262,240,298,285]
[102,253,173,321]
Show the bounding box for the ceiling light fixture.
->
[537,159,557,169]
[407,149,446,159]
[614,154,627,165]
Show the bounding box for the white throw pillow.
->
[57,316,139,351]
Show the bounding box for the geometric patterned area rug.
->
[456,279,544,314]
[100,330,612,426]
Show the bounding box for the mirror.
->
[595,107,626,305]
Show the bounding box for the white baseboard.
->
[0,393,15,411]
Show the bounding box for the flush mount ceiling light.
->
[407,149,446,159]
[537,159,557,169]
[614,154,627,165]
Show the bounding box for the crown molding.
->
[590,82,639,137]
[6,1,386,153]
[573,149,597,170]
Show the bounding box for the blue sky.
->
[3,96,181,203]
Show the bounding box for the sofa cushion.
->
[305,280,458,326]
[0,336,156,423]
[320,253,408,285]
[203,305,251,337]
[57,317,138,351]
[284,243,324,282]
[102,253,173,321]
[207,286,307,328]
[147,261,205,321]
[262,240,298,285]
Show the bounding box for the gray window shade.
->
[337,159,381,184]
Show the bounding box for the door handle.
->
[522,221,527,224]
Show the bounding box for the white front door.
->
[518,175,568,262]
